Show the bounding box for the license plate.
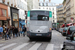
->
[36,34,42,36]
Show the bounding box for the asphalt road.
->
[0,30,66,50]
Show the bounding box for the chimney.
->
[49,0,51,2]
[43,0,45,2]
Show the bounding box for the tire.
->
[29,37,33,41]
[62,44,66,50]
[47,37,51,41]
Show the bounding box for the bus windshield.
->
[30,11,49,21]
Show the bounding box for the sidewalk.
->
[0,34,26,43]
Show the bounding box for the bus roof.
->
[29,9,51,11]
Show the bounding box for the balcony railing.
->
[66,12,71,17]
[66,5,70,11]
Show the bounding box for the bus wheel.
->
[47,38,51,41]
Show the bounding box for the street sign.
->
[57,23,59,24]
[71,17,74,23]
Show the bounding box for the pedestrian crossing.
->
[0,43,63,50]
[29,43,41,50]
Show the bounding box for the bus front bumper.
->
[27,31,52,38]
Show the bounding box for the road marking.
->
[0,44,4,46]
[12,43,29,50]
[45,44,54,50]
[0,43,16,50]
[29,43,41,50]
[31,41,36,43]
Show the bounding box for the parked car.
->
[66,26,75,36]
[56,28,59,31]
[62,27,68,36]
[59,28,63,33]
[62,32,75,50]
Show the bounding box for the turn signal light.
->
[49,28,52,30]
[63,30,65,32]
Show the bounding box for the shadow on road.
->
[28,38,51,42]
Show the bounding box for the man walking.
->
[22,26,26,37]
[0,24,3,39]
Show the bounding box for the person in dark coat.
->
[12,26,15,38]
[6,27,11,39]
[22,26,26,37]
[14,27,18,37]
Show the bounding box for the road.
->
[0,30,66,50]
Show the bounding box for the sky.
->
[39,0,64,5]
[51,0,64,5]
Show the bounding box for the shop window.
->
[1,9,7,16]
[13,13,18,19]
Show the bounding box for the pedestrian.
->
[3,25,7,40]
[19,26,22,36]
[10,26,13,37]
[22,26,26,37]
[0,24,3,39]
[6,27,11,39]
[14,27,18,37]
[12,26,15,38]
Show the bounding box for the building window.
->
[53,20,54,23]
[42,3,44,6]
[47,8,48,9]
[39,3,40,6]
[2,0,5,3]
[43,8,44,9]
[1,9,7,16]
[53,8,54,10]
[46,3,48,6]
[39,8,40,9]
[53,16,54,18]
[53,12,54,14]
[49,8,51,10]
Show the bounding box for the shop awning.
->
[21,23,26,25]
[0,17,10,20]
[20,23,26,25]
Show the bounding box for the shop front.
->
[0,3,10,26]
[10,7,19,27]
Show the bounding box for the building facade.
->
[0,0,27,27]
[27,0,39,10]
[0,3,10,26]
[17,0,27,27]
[65,0,75,23]
[39,0,57,28]
[57,4,64,28]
